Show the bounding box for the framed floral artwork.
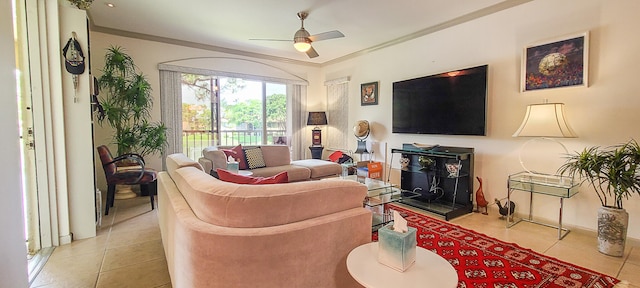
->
[521,31,589,92]
[361,81,378,105]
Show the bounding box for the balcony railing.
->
[182,129,287,160]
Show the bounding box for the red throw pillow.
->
[229,144,248,170]
[222,149,238,161]
[216,169,289,185]
[328,151,344,162]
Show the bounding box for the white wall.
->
[0,0,29,285]
[322,0,640,239]
[89,32,323,190]
[59,4,96,240]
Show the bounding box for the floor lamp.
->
[512,102,577,174]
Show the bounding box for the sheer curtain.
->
[288,84,307,160]
[325,77,350,152]
[159,70,183,168]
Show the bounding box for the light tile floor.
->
[30,196,171,288]
[30,197,639,287]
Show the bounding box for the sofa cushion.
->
[217,169,288,184]
[291,159,342,179]
[259,145,292,167]
[243,147,266,169]
[250,165,311,182]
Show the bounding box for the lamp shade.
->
[512,103,577,138]
[307,112,327,126]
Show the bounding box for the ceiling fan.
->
[250,11,344,58]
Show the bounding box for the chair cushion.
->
[244,147,266,169]
[109,169,157,185]
[217,169,288,184]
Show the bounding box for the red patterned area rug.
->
[372,204,622,288]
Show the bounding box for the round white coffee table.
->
[346,242,458,288]
[236,170,253,176]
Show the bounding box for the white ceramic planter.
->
[597,206,628,257]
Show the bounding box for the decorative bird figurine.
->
[495,198,516,220]
[474,177,489,215]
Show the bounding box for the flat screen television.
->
[392,65,488,136]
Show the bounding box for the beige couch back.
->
[166,154,367,229]
[202,145,291,170]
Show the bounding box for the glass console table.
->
[507,171,579,240]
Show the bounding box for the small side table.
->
[309,146,324,159]
[506,171,579,240]
[346,242,458,288]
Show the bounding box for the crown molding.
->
[89,25,322,68]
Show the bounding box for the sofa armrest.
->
[201,147,228,171]
[198,157,213,174]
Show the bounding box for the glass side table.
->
[342,175,420,231]
[507,171,579,240]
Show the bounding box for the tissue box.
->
[377,223,417,272]
[226,162,239,173]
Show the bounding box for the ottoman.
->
[291,159,342,179]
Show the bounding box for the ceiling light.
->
[293,28,311,52]
[106,3,115,8]
[294,41,311,52]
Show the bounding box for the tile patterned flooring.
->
[30,196,639,287]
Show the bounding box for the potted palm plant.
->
[97,46,167,159]
[557,139,640,257]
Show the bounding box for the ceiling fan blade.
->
[306,46,319,58]
[308,30,344,42]
[249,38,292,42]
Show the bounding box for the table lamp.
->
[307,111,327,146]
[512,102,577,174]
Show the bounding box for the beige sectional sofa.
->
[158,153,372,288]
[198,145,342,181]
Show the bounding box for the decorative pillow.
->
[243,147,266,169]
[216,169,288,185]
[328,151,344,162]
[229,144,248,170]
[222,149,238,161]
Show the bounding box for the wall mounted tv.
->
[392,65,488,136]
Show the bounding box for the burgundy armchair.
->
[96,145,157,215]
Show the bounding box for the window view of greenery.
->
[181,74,287,158]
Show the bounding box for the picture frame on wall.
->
[360,81,378,106]
[521,31,589,92]
[274,136,287,146]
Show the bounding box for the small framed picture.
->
[361,82,378,106]
[274,136,288,145]
[521,31,589,92]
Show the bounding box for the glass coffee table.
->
[342,175,419,230]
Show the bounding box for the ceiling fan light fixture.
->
[294,28,312,52]
[294,41,311,52]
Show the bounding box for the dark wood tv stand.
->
[391,144,474,220]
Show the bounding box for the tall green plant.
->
[98,46,167,157]
[557,139,640,209]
